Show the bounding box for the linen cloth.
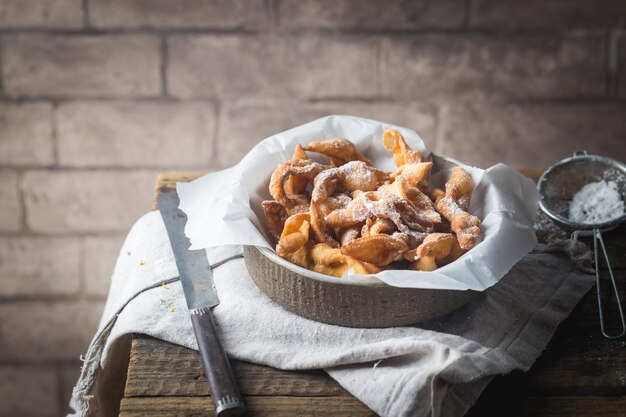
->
[68,210,594,417]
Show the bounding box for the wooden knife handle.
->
[190,307,246,416]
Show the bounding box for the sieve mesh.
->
[538,154,626,231]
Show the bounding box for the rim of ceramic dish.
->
[255,246,389,287]
[537,151,626,232]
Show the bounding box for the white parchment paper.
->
[178,115,539,291]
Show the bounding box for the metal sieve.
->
[537,151,626,339]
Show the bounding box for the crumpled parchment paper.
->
[178,115,538,291]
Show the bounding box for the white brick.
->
[0,170,21,232]
[0,301,104,361]
[90,0,268,29]
[22,170,158,233]
[0,365,59,416]
[279,0,465,30]
[470,0,626,31]
[83,235,125,297]
[57,101,215,168]
[59,364,82,415]
[385,35,604,100]
[2,35,161,98]
[0,0,82,29]
[0,103,55,166]
[168,35,380,100]
[0,237,81,297]
[438,103,626,168]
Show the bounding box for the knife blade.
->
[158,191,245,416]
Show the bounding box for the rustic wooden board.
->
[119,395,376,417]
[121,170,626,417]
[125,336,348,398]
[119,395,626,417]
[151,171,206,211]
[467,395,626,417]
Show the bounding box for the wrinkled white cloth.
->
[69,211,594,417]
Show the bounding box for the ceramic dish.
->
[178,116,538,327]
[243,245,477,328]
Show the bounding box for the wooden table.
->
[119,171,626,417]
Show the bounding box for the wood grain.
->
[467,393,626,417]
[519,396,626,417]
[119,396,377,417]
[119,395,626,417]
[151,171,205,210]
[125,336,348,398]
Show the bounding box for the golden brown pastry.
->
[262,131,481,277]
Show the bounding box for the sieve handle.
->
[593,228,626,339]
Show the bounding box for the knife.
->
[158,191,245,416]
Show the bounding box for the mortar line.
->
[0,96,192,103]
[211,99,222,169]
[0,230,128,238]
[0,165,199,172]
[81,0,91,29]
[51,101,60,166]
[464,0,472,29]
[607,28,621,97]
[268,0,279,28]
[77,235,87,298]
[0,95,625,109]
[377,36,387,99]
[159,34,169,97]
[0,95,621,106]
[55,363,67,415]
[0,27,608,37]
[0,294,108,303]
[0,36,4,95]
[433,102,447,154]
[0,359,85,367]
[16,167,28,233]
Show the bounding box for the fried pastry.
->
[311,161,389,204]
[261,200,288,239]
[361,217,396,237]
[283,242,311,269]
[304,137,372,166]
[310,243,371,277]
[408,233,457,271]
[341,234,409,266]
[436,167,481,250]
[270,159,326,214]
[284,144,311,196]
[262,131,482,277]
[277,213,311,255]
[338,225,361,246]
[383,129,424,167]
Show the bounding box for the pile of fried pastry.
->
[261,129,482,278]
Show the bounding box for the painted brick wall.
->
[0,1,625,415]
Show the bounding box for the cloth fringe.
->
[68,320,114,416]
[534,230,594,273]
[67,275,182,416]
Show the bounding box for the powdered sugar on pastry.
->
[263,133,483,276]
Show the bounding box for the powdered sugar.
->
[312,161,388,202]
[568,180,625,224]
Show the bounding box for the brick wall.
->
[0,1,625,415]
